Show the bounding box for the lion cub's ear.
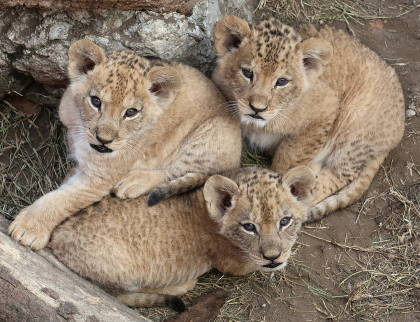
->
[282,165,316,205]
[301,38,333,82]
[147,66,182,109]
[203,175,239,221]
[68,39,106,81]
[214,15,251,55]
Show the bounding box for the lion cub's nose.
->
[96,134,114,145]
[249,102,267,113]
[262,253,281,261]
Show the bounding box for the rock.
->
[406,108,417,118]
[0,0,199,16]
[406,102,418,118]
[0,0,258,99]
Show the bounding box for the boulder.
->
[0,0,257,100]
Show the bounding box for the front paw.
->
[113,182,147,199]
[8,207,52,250]
[113,170,166,199]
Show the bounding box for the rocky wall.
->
[0,0,256,101]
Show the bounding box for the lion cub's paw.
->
[8,208,52,250]
[113,170,167,199]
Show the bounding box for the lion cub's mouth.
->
[248,114,264,120]
[90,144,114,153]
[263,262,282,269]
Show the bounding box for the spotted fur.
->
[9,39,241,249]
[49,166,315,310]
[212,16,405,221]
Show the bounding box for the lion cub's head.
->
[61,39,182,154]
[212,16,333,128]
[204,165,315,272]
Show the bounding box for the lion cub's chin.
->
[240,114,268,127]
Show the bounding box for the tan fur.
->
[9,39,241,249]
[48,166,316,310]
[212,16,405,221]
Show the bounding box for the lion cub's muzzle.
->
[90,133,115,153]
[90,144,114,153]
[248,102,267,120]
[260,249,289,271]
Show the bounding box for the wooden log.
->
[0,217,150,322]
[0,0,199,15]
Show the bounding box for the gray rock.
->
[406,108,416,118]
[406,102,417,118]
[0,0,257,99]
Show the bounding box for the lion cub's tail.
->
[148,173,209,206]
[116,293,185,312]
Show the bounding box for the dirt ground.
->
[1,0,419,321]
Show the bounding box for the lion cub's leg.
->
[271,124,333,174]
[9,168,113,249]
[113,170,168,199]
[165,116,242,179]
[307,154,386,222]
[113,116,241,199]
[141,279,197,296]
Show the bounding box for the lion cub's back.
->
[171,61,230,116]
[49,194,209,290]
[301,24,405,147]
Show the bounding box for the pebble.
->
[406,109,416,118]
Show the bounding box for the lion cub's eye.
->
[90,96,101,110]
[276,78,289,87]
[242,68,254,81]
[242,223,257,233]
[280,217,292,228]
[125,108,138,118]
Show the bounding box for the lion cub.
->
[212,16,405,221]
[49,166,316,311]
[9,39,241,249]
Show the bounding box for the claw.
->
[8,224,16,235]
[18,231,26,240]
[28,237,37,247]
[114,181,124,189]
